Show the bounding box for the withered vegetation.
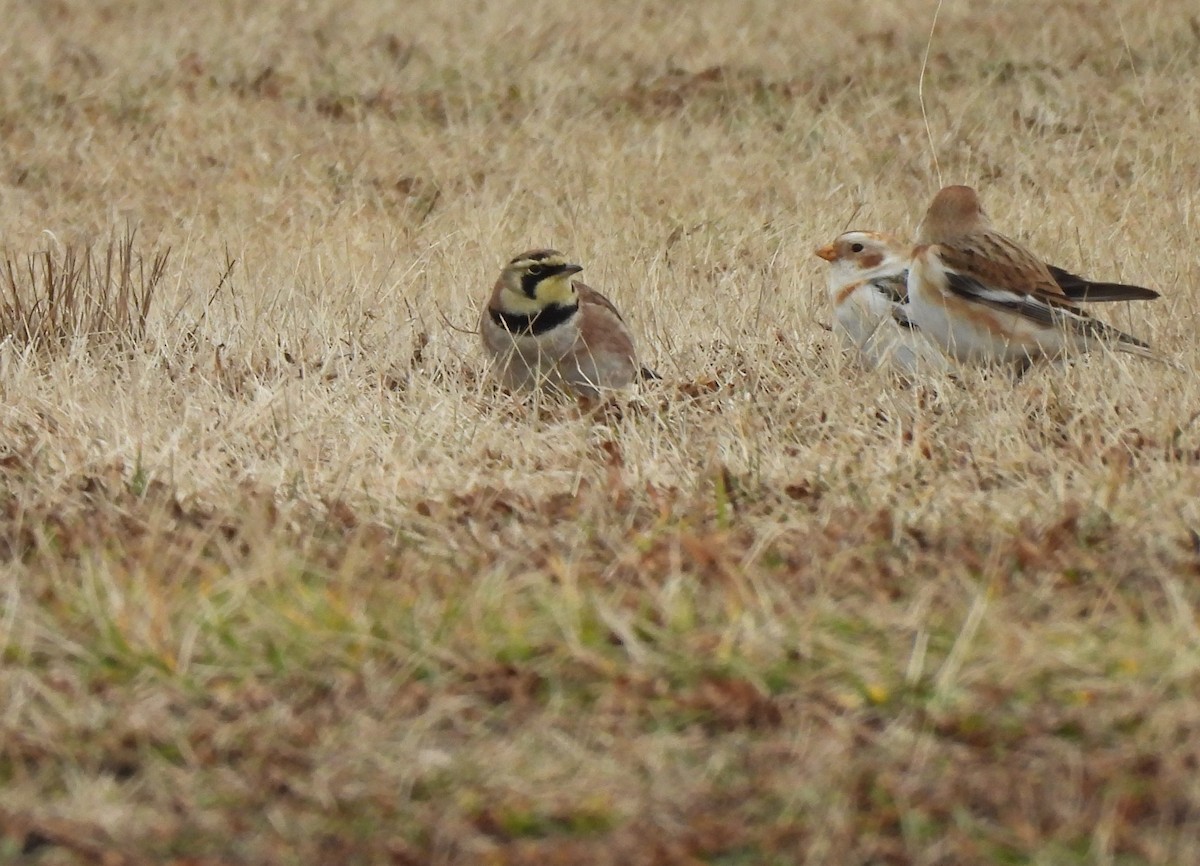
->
[3,1,1200,864]
[1,229,169,353]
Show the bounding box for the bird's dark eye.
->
[527,264,545,277]
[850,243,864,253]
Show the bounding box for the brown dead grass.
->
[1,229,169,353]
[3,0,1200,863]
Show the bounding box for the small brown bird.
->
[480,249,655,398]
[906,185,1160,365]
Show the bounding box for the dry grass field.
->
[3,0,1200,862]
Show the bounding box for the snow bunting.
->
[814,231,949,373]
[480,249,655,398]
[907,185,1159,365]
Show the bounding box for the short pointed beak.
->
[562,264,584,276]
[814,244,837,262]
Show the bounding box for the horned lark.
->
[907,185,1160,365]
[480,249,654,398]
[815,231,949,373]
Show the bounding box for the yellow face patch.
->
[498,272,579,315]
[497,254,581,314]
[533,272,577,307]
[498,286,545,315]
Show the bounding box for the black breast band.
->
[489,303,578,336]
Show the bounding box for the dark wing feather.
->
[936,234,1063,299]
[943,271,1060,326]
[1046,264,1160,302]
[944,271,1150,349]
[873,273,909,305]
[891,305,919,330]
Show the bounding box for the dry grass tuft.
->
[1,229,169,354]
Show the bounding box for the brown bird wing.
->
[574,282,638,358]
[942,271,1151,351]
[1046,264,1160,302]
[575,282,661,381]
[935,231,1065,300]
[577,282,628,322]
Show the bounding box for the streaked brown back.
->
[936,230,1069,302]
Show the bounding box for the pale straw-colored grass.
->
[2,0,1200,863]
